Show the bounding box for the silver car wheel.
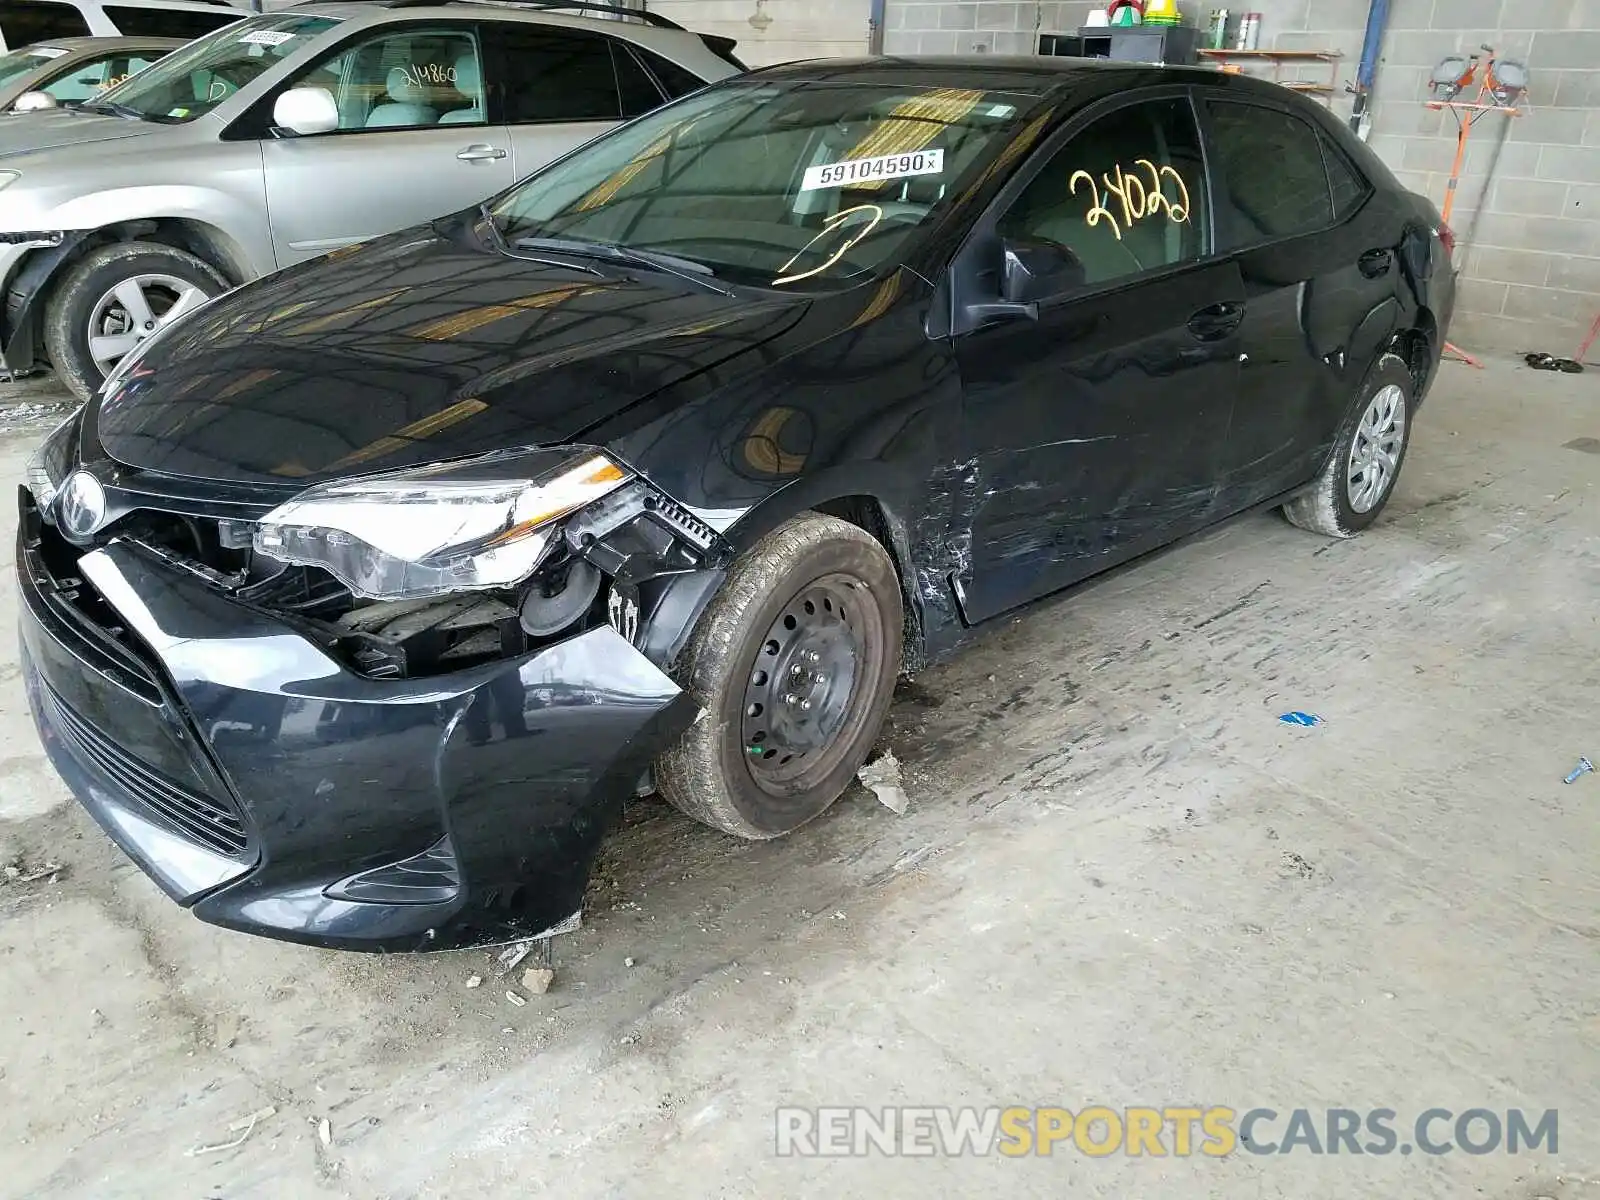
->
[86,274,213,374]
[1346,383,1407,514]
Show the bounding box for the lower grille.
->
[48,689,250,857]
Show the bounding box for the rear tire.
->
[656,512,902,840]
[44,241,226,402]
[1282,352,1414,538]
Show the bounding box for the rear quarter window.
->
[633,44,707,99]
[102,5,241,38]
[1205,99,1335,247]
[1320,134,1371,218]
[0,0,92,47]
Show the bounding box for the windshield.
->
[0,47,60,90]
[491,81,1039,290]
[91,13,338,123]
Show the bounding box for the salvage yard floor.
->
[0,358,1596,1199]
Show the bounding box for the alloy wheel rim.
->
[86,274,213,375]
[740,575,866,791]
[1347,383,1407,514]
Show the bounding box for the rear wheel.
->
[1282,352,1414,538]
[44,241,225,402]
[656,512,902,840]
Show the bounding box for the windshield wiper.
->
[477,205,602,277]
[512,236,732,297]
[78,99,148,121]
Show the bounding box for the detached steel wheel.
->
[657,512,903,839]
[44,241,226,402]
[1283,351,1416,538]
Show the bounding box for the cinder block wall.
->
[648,0,872,65]
[879,0,1600,352]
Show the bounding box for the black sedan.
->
[18,57,1455,950]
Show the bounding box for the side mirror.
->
[963,238,1086,327]
[272,86,338,137]
[1002,238,1086,304]
[13,91,59,113]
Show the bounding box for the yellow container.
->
[1144,0,1180,20]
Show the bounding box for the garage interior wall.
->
[875,0,1599,352]
[646,0,873,65]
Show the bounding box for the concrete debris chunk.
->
[317,1117,332,1147]
[505,990,527,1007]
[465,974,482,989]
[857,752,909,814]
[3,860,64,884]
[521,967,555,995]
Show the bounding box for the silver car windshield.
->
[490,81,1039,290]
[89,13,339,123]
[0,47,61,89]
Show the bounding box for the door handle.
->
[1359,248,1393,278]
[1187,301,1244,342]
[457,144,507,162]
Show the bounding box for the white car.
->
[0,0,249,52]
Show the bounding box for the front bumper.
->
[18,520,696,951]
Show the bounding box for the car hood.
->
[0,107,170,159]
[92,225,810,485]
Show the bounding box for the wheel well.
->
[812,494,925,672]
[1391,310,1436,397]
[25,219,251,366]
[47,219,250,297]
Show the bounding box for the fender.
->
[47,187,273,280]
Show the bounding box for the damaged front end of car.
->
[18,415,734,950]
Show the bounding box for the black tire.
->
[656,512,903,840]
[44,241,227,402]
[1282,352,1415,538]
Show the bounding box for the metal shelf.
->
[1199,48,1343,108]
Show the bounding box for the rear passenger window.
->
[611,41,663,118]
[102,6,239,38]
[633,46,706,99]
[1206,101,1333,245]
[0,0,91,46]
[496,25,620,123]
[1321,136,1370,218]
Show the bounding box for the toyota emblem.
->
[57,470,108,540]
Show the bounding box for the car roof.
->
[293,0,717,43]
[747,54,1294,100]
[18,35,189,51]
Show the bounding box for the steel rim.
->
[86,273,212,375]
[1347,383,1407,514]
[740,574,871,793]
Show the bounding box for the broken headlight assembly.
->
[246,448,726,681]
[254,452,631,601]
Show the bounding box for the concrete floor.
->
[0,357,1596,1199]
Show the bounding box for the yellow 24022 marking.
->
[1068,159,1192,242]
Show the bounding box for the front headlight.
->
[255,452,631,600]
[24,408,83,515]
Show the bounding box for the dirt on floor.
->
[0,357,1596,1199]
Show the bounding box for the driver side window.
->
[289,26,484,131]
[998,97,1210,292]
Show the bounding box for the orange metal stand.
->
[1425,95,1522,371]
